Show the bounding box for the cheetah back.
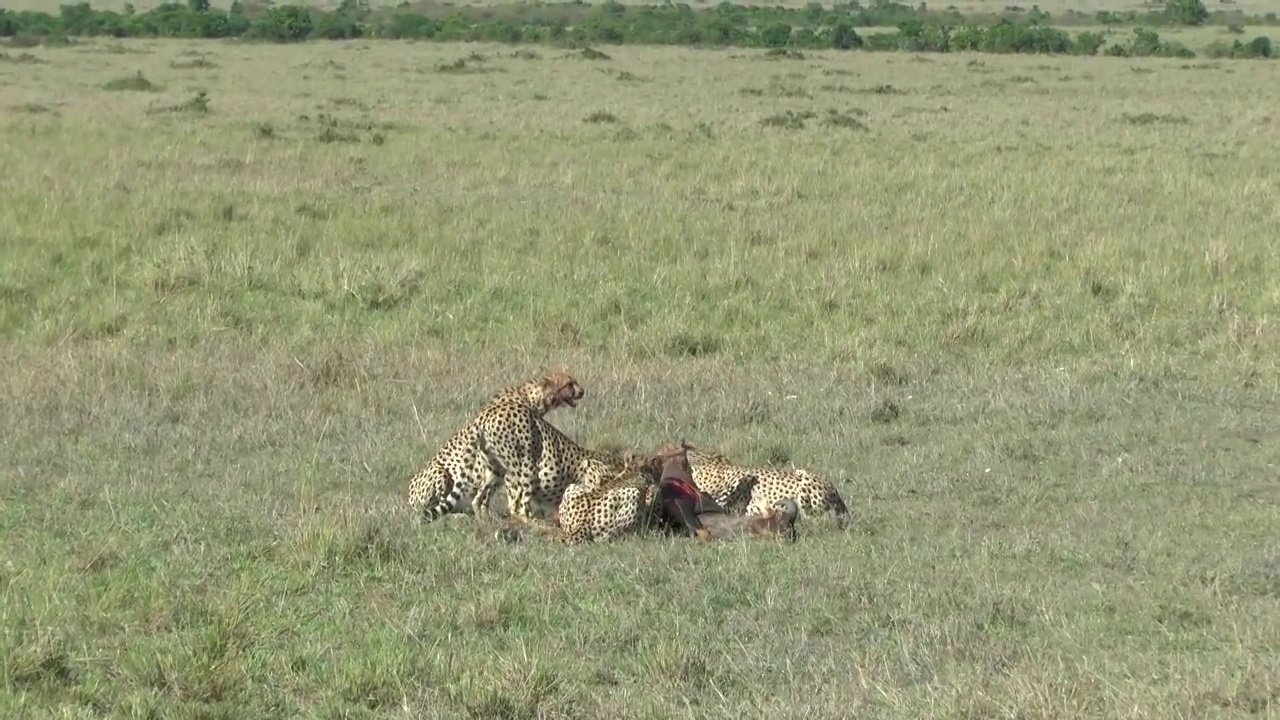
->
[684,447,761,513]
[686,446,849,528]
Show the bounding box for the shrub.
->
[760,22,792,48]
[829,21,862,49]
[1204,35,1272,57]
[1073,30,1106,55]
[1165,0,1208,26]
[247,5,313,42]
[1106,27,1195,57]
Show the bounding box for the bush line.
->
[0,0,1274,59]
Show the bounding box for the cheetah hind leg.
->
[470,446,506,519]
[501,464,548,524]
[556,525,594,545]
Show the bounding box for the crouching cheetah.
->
[500,445,697,545]
[552,472,661,545]
[491,473,661,545]
[498,444,806,545]
[682,443,850,528]
[406,371,583,522]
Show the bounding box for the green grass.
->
[2,38,1278,719]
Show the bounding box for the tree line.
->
[0,0,1274,59]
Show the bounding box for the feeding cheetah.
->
[679,442,850,528]
[654,440,800,542]
[549,444,710,545]
[498,444,703,545]
[498,443,803,545]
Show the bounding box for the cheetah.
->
[469,413,638,523]
[406,371,585,522]
[498,445,803,545]
[652,440,798,542]
[499,445,708,545]
[551,473,661,544]
[407,372,636,524]
[491,471,660,545]
[680,443,850,528]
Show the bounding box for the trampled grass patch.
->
[1,40,1277,719]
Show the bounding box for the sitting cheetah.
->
[679,442,850,528]
[470,411,639,522]
[406,371,584,522]
[407,371,637,524]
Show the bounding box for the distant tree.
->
[831,21,862,49]
[1165,0,1208,25]
[761,22,791,47]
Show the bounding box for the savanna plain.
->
[2,30,1279,720]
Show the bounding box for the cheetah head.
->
[538,370,585,411]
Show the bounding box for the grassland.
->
[2,36,1279,719]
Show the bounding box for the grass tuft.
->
[102,70,159,91]
[1120,111,1191,125]
[150,91,211,115]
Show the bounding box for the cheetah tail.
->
[829,493,851,530]
[421,484,465,523]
